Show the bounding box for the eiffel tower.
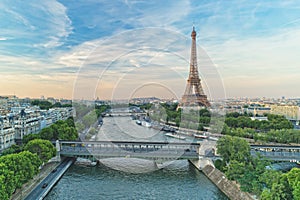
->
[180,27,210,108]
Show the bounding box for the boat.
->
[162,126,177,132]
[193,134,208,139]
[136,120,142,125]
[90,161,97,166]
[208,136,219,141]
[165,133,186,140]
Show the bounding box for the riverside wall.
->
[189,160,254,200]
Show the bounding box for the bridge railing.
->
[58,141,200,160]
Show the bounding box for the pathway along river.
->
[45,117,228,199]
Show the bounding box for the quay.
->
[24,157,75,200]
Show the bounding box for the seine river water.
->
[45,116,228,199]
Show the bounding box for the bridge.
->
[104,111,147,117]
[58,140,200,162]
[56,140,300,164]
[250,144,300,162]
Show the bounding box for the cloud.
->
[1,0,299,99]
[0,0,72,55]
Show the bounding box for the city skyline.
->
[1,1,300,100]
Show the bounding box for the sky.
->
[0,0,300,100]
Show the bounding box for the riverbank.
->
[10,161,60,200]
[189,160,255,200]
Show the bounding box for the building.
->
[270,105,300,121]
[247,107,271,116]
[0,118,15,151]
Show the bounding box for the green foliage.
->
[217,136,251,164]
[286,168,300,199]
[224,113,293,131]
[75,122,85,133]
[24,139,56,162]
[73,103,93,118]
[0,174,9,200]
[267,175,293,200]
[31,100,71,110]
[23,118,78,144]
[31,100,53,110]
[57,125,78,140]
[0,162,14,200]
[259,170,282,189]
[216,135,274,196]
[214,159,226,171]
[0,151,42,198]
[82,111,97,128]
[222,118,300,144]
[0,144,23,156]
[23,133,41,144]
[261,169,300,200]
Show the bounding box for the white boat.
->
[193,134,208,139]
[90,161,97,166]
[209,136,218,141]
[165,133,186,140]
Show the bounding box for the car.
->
[42,183,48,188]
[52,168,57,173]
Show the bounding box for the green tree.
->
[0,152,41,188]
[217,136,251,164]
[286,168,300,199]
[0,144,22,156]
[39,127,54,140]
[259,170,282,189]
[0,163,14,199]
[22,133,40,144]
[58,125,78,140]
[225,160,246,181]
[24,139,56,162]
[0,174,9,200]
[268,175,293,200]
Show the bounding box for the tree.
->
[22,133,40,144]
[0,174,9,200]
[57,125,78,140]
[0,163,14,200]
[39,127,54,141]
[259,170,282,189]
[268,175,293,200]
[225,160,246,181]
[286,168,300,199]
[0,152,41,188]
[24,139,56,162]
[0,144,22,156]
[216,136,251,164]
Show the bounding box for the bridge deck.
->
[59,141,200,160]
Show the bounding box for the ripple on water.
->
[44,160,228,200]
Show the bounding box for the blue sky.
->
[0,0,300,100]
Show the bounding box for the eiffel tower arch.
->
[179,27,210,108]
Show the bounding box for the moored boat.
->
[165,133,186,140]
[193,134,208,139]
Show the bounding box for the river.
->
[45,116,228,199]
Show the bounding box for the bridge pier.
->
[55,140,61,162]
[189,157,214,170]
